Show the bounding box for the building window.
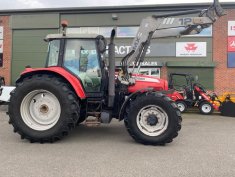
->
[67,27,113,37]
[67,25,212,38]
[129,68,161,78]
[183,26,212,37]
[117,27,139,37]
[67,26,139,38]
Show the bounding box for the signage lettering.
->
[132,61,158,66]
[231,26,235,31]
[179,18,192,26]
[228,21,235,36]
[113,45,150,56]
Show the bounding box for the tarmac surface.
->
[0,105,235,177]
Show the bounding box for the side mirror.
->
[96,35,107,53]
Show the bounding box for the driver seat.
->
[185,86,194,100]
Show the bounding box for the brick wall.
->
[0,16,11,85]
[161,66,168,81]
[213,9,235,95]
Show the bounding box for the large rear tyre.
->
[199,101,214,115]
[8,74,80,143]
[124,93,182,145]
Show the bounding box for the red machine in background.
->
[168,73,220,114]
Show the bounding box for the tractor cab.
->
[45,33,107,94]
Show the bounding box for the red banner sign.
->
[228,37,235,52]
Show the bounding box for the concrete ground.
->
[0,105,235,177]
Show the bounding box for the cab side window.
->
[64,39,101,92]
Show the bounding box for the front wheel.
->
[124,93,182,145]
[199,101,214,115]
[176,101,187,113]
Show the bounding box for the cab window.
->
[63,39,101,92]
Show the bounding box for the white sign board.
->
[0,26,3,39]
[0,40,3,53]
[228,21,235,36]
[176,42,207,57]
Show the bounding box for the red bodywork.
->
[128,74,183,101]
[194,85,220,111]
[20,67,86,99]
[167,91,184,101]
[128,74,168,93]
[20,68,180,101]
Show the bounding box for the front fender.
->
[17,67,86,100]
[119,88,154,121]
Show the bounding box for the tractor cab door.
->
[63,39,102,93]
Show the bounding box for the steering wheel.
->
[194,83,207,93]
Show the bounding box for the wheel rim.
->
[201,103,211,113]
[136,105,169,137]
[177,102,185,112]
[20,90,61,131]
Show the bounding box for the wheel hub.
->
[40,104,49,114]
[147,114,158,126]
[136,105,169,137]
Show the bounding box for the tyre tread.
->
[124,92,182,145]
[8,74,80,143]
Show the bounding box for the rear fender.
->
[16,67,86,100]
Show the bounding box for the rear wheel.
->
[8,74,80,143]
[199,101,214,115]
[176,101,187,113]
[124,93,182,145]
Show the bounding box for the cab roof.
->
[44,33,101,41]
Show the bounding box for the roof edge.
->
[0,2,234,15]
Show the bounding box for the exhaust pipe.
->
[108,29,116,107]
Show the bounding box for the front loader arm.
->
[119,0,225,85]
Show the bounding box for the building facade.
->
[0,3,234,94]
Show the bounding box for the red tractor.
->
[7,0,224,144]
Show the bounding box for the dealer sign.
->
[228,21,235,36]
[176,42,207,57]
